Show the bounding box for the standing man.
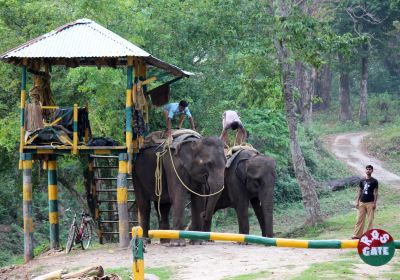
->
[220,110,247,146]
[163,100,196,137]
[352,165,379,239]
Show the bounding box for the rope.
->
[166,142,224,197]
[155,149,167,217]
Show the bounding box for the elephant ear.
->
[235,159,248,185]
[174,140,198,171]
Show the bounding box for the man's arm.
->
[355,187,362,208]
[166,118,172,136]
[189,117,196,131]
[373,185,378,209]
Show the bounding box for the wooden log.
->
[62,266,104,279]
[320,176,361,191]
[32,269,66,280]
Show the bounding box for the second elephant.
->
[214,149,276,237]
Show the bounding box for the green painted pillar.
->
[48,155,59,249]
[22,153,33,262]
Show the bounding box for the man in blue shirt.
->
[163,100,196,136]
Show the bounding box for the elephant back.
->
[141,129,201,150]
[226,146,259,168]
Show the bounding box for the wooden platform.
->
[23,145,127,155]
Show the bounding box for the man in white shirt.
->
[220,110,246,146]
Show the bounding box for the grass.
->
[286,183,400,240]
[221,271,271,280]
[363,124,400,174]
[106,266,174,280]
[291,260,357,280]
[384,261,400,280]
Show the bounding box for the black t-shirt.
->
[359,177,378,203]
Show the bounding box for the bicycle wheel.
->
[66,223,77,253]
[80,222,92,250]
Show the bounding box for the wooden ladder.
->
[90,155,137,244]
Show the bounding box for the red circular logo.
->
[357,229,395,266]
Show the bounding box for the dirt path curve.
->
[326,131,400,188]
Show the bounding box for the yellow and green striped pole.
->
[48,155,59,249]
[132,226,144,280]
[72,104,78,155]
[126,57,134,174]
[22,153,33,262]
[148,230,400,249]
[140,61,149,126]
[118,153,129,247]
[19,64,27,169]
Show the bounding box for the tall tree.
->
[338,53,352,121]
[314,64,332,111]
[266,0,323,225]
[343,1,399,124]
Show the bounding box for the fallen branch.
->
[62,266,104,279]
[320,176,361,191]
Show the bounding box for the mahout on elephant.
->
[211,147,276,237]
[134,130,226,245]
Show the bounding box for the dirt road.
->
[2,131,399,280]
[326,131,400,188]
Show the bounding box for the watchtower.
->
[0,18,190,262]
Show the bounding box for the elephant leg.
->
[166,180,187,246]
[234,199,250,235]
[159,202,171,244]
[162,155,187,247]
[250,197,266,237]
[189,195,205,245]
[137,198,151,241]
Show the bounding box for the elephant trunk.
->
[202,175,224,232]
[260,180,274,237]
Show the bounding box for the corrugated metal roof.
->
[0,18,192,77]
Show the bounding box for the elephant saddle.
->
[141,129,201,150]
[226,146,260,168]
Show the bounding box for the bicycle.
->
[65,210,93,253]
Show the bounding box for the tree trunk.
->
[303,67,316,127]
[314,64,332,111]
[276,41,323,226]
[295,61,314,127]
[359,46,369,125]
[339,54,352,121]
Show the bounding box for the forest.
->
[0,0,399,268]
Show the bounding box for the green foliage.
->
[364,122,400,174]
[242,108,288,164]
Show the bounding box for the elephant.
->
[212,149,276,237]
[133,134,226,245]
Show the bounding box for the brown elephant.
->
[134,134,226,245]
[212,149,276,237]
